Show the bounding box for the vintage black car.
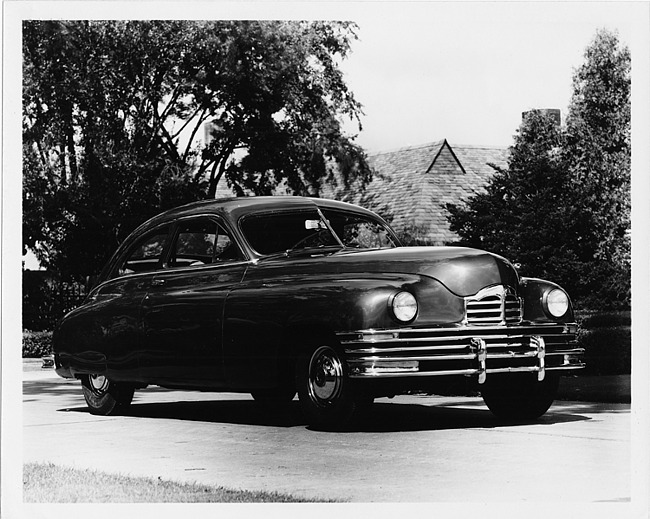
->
[54,196,584,429]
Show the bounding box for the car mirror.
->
[305,219,326,230]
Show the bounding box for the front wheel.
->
[81,374,135,415]
[481,373,559,420]
[296,345,359,430]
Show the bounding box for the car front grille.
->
[465,285,522,326]
[338,323,584,380]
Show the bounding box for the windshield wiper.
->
[284,244,344,257]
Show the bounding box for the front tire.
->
[481,373,559,420]
[81,374,135,415]
[296,345,358,430]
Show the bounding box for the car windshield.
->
[240,208,398,256]
[321,209,398,250]
[240,210,341,255]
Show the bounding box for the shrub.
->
[23,271,86,331]
[577,310,630,329]
[576,311,631,375]
[23,331,53,358]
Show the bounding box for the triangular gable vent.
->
[426,139,467,175]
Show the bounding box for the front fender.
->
[520,277,575,323]
[221,273,467,388]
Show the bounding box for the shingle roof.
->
[214,138,509,245]
[359,139,509,245]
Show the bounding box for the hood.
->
[331,246,520,297]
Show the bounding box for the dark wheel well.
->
[285,325,341,365]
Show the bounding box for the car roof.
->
[146,196,380,225]
[97,196,390,285]
[123,196,384,251]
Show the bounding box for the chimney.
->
[522,108,561,127]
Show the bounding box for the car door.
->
[80,223,173,382]
[139,216,248,387]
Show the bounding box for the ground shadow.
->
[23,378,624,433]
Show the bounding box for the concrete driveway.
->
[23,366,631,503]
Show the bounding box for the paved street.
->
[23,366,631,503]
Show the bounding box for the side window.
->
[214,231,241,261]
[115,225,171,277]
[172,219,216,267]
[169,217,243,268]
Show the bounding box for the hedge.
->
[23,271,86,331]
[23,331,53,358]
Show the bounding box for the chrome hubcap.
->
[308,346,344,406]
[89,374,109,394]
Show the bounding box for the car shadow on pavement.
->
[346,401,590,433]
[24,379,614,432]
[61,398,594,433]
[126,399,309,427]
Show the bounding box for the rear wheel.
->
[481,373,559,420]
[296,344,360,430]
[81,374,135,415]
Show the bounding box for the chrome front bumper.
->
[337,323,584,382]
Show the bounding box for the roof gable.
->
[426,139,466,175]
[359,140,509,245]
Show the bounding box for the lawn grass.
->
[23,462,333,503]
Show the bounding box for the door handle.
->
[151,278,166,287]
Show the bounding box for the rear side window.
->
[115,225,171,277]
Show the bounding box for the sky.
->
[336,2,642,152]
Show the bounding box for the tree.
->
[447,29,630,308]
[446,111,584,293]
[562,29,631,307]
[23,20,369,280]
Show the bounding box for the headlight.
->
[390,291,418,322]
[544,288,569,318]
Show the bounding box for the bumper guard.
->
[337,323,584,383]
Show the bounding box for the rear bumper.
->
[337,323,584,383]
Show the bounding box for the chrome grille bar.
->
[465,285,523,325]
[340,323,584,381]
[348,364,585,379]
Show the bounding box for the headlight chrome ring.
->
[544,288,569,318]
[390,291,418,323]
